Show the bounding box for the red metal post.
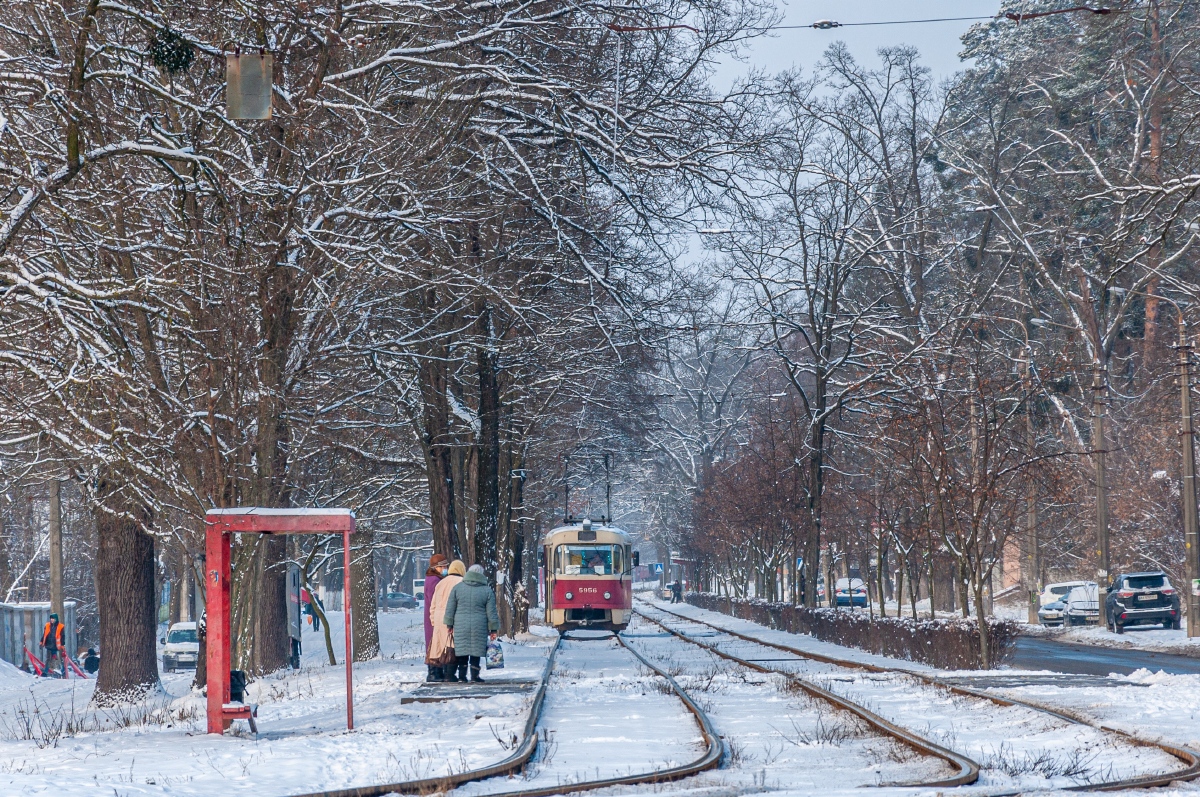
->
[205,524,231,734]
[343,525,354,730]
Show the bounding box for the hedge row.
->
[683,593,1019,670]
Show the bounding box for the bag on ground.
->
[486,638,504,669]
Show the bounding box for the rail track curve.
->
[289,630,722,797]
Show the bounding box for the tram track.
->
[639,600,1200,793]
[290,630,721,797]
[631,607,978,788]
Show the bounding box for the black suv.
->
[1105,571,1181,633]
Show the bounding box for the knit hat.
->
[448,560,466,577]
[429,553,447,568]
[468,564,485,575]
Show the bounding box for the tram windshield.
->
[556,544,625,576]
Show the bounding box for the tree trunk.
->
[475,303,500,578]
[94,501,158,702]
[351,528,380,661]
[250,535,290,672]
[420,351,459,559]
[957,557,971,619]
[804,420,826,608]
[973,580,991,668]
[876,536,888,618]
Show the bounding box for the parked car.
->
[160,621,198,672]
[1105,571,1180,633]
[1039,580,1095,608]
[1062,584,1100,626]
[1037,598,1067,626]
[834,577,868,608]
[384,592,417,610]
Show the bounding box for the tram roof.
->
[543,521,630,543]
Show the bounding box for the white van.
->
[1039,580,1094,607]
[160,621,198,672]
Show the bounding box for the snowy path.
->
[638,601,1183,793]
[458,631,704,795]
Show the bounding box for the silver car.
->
[1062,584,1100,626]
[1037,599,1066,626]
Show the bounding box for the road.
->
[1009,635,1200,675]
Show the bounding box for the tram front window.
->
[557,545,625,575]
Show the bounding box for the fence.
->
[0,601,76,671]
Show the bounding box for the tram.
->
[541,518,638,632]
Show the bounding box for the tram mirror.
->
[537,549,545,567]
[633,550,640,567]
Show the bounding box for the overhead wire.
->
[601,3,1200,36]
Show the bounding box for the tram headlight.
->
[604,592,612,600]
[564,591,573,600]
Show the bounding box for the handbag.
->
[427,628,457,666]
[485,638,505,669]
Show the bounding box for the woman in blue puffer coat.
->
[444,564,500,682]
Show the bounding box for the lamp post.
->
[1090,362,1111,610]
[1021,349,1040,624]
[1178,317,1200,637]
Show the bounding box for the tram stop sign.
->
[652,563,664,576]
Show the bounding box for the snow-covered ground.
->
[0,610,552,796]
[7,598,1200,797]
[639,600,1189,793]
[999,667,1200,751]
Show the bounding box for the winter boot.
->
[456,661,469,682]
[426,665,444,683]
[470,665,484,683]
[445,664,459,683]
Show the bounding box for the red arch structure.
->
[204,508,356,734]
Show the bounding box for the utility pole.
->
[1092,364,1111,611]
[1023,351,1040,624]
[1177,317,1200,637]
[48,480,63,620]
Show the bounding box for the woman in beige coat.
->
[427,560,465,680]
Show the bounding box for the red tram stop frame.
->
[204,508,356,734]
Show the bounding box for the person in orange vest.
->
[41,613,64,677]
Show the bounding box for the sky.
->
[711,0,1004,89]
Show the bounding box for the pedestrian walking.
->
[444,564,499,683]
[41,613,64,677]
[671,580,682,603]
[422,554,449,682]
[428,560,465,681]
